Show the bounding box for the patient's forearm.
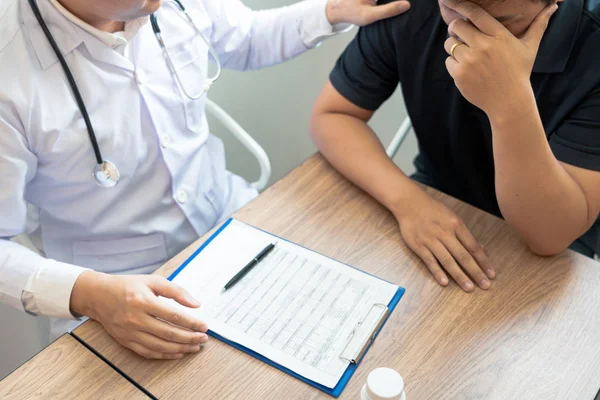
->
[310,112,425,217]
[490,97,592,255]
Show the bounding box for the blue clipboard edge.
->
[167,218,406,398]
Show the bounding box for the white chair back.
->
[205,99,272,192]
[386,117,412,159]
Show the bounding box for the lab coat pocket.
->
[169,39,209,131]
[73,233,168,275]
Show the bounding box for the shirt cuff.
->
[298,0,354,48]
[22,260,89,319]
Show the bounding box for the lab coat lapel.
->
[21,0,83,71]
[21,0,134,72]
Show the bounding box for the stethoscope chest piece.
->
[93,161,120,188]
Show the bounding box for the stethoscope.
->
[28,0,222,188]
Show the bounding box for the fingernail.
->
[187,295,201,307]
[190,345,201,352]
[480,279,490,289]
[487,269,496,279]
[199,334,209,343]
[464,281,475,291]
[436,272,448,286]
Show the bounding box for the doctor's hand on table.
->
[326,0,411,26]
[70,271,208,360]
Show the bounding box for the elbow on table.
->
[524,237,570,258]
[309,108,327,145]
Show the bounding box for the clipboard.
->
[168,218,406,398]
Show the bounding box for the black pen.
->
[222,242,276,292]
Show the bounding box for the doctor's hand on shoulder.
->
[71,271,208,359]
[326,0,411,26]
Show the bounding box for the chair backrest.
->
[204,99,271,192]
[386,117,412,159]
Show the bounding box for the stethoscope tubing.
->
[28,0,104,166]
[27,0,222,187]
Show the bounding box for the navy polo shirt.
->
[330,0,600,255]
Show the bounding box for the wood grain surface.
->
[0,334,147,399]
[74,154,600,400]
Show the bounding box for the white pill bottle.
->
[361,368,406,400]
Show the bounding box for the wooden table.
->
[0,334,148,399]
[73,154,600,399]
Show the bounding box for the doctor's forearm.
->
[218,1,327,71]
[490,98,592,255]
[0,239,88,318]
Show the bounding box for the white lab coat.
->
[0,0,344,339]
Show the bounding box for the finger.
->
[127,341,184,360]
[429,240,475,292]
[445,56,460,80]
[444,37,469,61]
[411,245,449,286]
[138,313,210,345]
[147,276,200,308]
[359,1,411,25]
[146,297,209,332]
[455,224,495,279]
[522,3,558,49]
[134,331,203,354]
[440,235,490,290]
[448,18,481,45]
[446,0,504,36]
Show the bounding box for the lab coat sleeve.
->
[205,0,352,71]
[0,111,88,319]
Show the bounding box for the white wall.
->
[207,0,417,183]
[0,0,417,381]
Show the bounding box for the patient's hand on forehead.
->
[439,0,557,36]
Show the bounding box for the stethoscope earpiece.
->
[151,0,222,100]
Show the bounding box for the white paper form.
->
[166,220,398,388]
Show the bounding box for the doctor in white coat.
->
[0,0,410,359]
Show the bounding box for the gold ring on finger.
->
[451,42,466,59]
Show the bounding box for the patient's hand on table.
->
[393,191,496,292]
[71,272,209,359]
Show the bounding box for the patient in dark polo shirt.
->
[310,0,600,292]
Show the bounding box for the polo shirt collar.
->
[533,0,583,73]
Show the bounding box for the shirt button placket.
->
[135,69,146,85]
[176,190,188,204]
[160,135,172,149]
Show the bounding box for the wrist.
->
[70,270,108,318]
[486,86,537,128]
[385,178,430,221]
[325,0,343,25]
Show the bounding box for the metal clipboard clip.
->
[339,303,390,364]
